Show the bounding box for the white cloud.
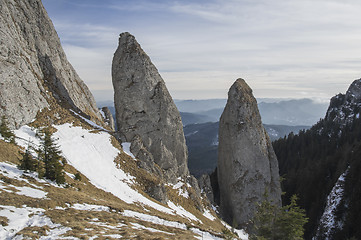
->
[44,0,361,101]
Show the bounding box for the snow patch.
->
[315,168,349,239]
[99,109,106,119]
[121,142,136,160]
[170,181,189,198]
[88,220,125,230]
[122,210,187,230]
[130,222,175,235]
[203,209,216,221]
[0,162,60,188]
[65,172,75,179]
[221,220,249,240]
[14,125,41,151]
[103,234,123,238]
[53,123,174,214]
[0,205,71,239]
[167,201,199,222]
[71,203,110,212]
[70,110,107,131]
[191,228,223,240]
[12,186,47,199]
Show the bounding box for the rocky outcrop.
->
[326,78,361,125]
[112,32,188,183]
[217,79,281,227]
[198,174,215,206]
[0,0,101,129]
[101,107,115,131]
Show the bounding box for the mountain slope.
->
[0,0,248,238]
[1,114,247,239]
[273,78,361,239]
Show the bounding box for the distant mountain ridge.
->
[177,98,328,126]
[258,98,329,126]
[100,98,328,126]
[184,121,309,178]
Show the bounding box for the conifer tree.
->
[38,128,65,184]
[18,145,38,172]
[250,194,308,240]
[0,116,15,144]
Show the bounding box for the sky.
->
[42,0,361,102]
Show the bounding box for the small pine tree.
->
[274,195,308,240]
[250,194,308,240]
[251,194,278,240]
[38,128,65,184]
[0,116,15,144]
[18,146,38,172]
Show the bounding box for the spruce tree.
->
[0,116,15,144]
[250,194,308,240]
[275,195,308,240]
[18,146,38,172]
[38,128,65,184]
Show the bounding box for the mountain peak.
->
[232,78,252,92]
[118,32,138,47]
[326,78,361,125]
[346,78,361,103]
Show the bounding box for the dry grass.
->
[0,120,231,239]
[0,140,22,164]
[29,96,111,132]
[0,216,8,226]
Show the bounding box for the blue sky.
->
[42,0,361,102]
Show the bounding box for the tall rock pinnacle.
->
[0,0,101,128]
[217,79,281,227]
[112,32,188,182]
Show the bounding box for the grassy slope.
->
[0,110,236,239]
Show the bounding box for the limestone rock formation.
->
[101,107,115,131]
[112,32,188,183]
[0,0,101,129]
[217,78,281,227]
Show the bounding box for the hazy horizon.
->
[43,0,361,101]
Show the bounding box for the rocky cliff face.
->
[0,0,101,129]
[326,78,361,126]
[217,79,281,227]
[112,32,189,183]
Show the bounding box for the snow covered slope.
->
[314,169,349,239]
[0,119,248,239]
